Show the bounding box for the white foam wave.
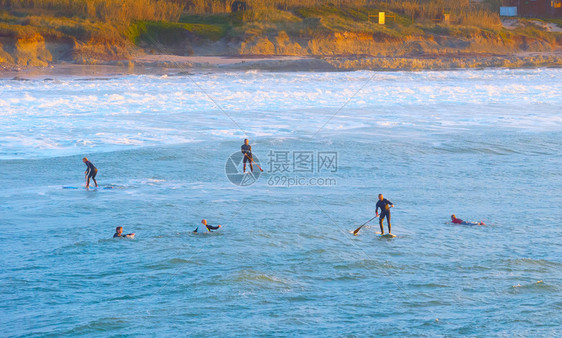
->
[0,69,560,159]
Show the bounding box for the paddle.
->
[244,153,263,172]
[353,215,378,236]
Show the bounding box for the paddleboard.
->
[376,232,396,238]
[62,186,114,190]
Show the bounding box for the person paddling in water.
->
[82,157,98,189]
[193,219,222,233]
[113,226,135,238]
[376,194,394,235]
[451,214,485,226]
[241,139,253,173]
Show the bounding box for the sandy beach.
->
[2,51,562,79]
[0,56,331,78]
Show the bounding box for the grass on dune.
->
[0,0,559,61]
[128,21,226,45]
[0,11,127,42]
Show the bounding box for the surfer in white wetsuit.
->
[193,219,221,233]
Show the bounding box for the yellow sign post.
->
[379,12,385,25]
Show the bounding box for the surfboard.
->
[376,232,396,238]
[62,186,114,190]
[115,234,135,239]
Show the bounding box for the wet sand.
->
[2,51,561,79]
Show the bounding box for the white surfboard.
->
[376,232,396,238]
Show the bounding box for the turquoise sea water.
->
[1,69,561,336]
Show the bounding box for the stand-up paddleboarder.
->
[241,139,253,173]
[376,194,394,235]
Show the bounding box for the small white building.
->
[500,6,517,17]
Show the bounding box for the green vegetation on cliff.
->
[0,0,561,68]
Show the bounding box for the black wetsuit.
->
[113,233,132,238]
[376,198,393,230]
[241,144,252,163]
[193,224,220,233]
[85,161,97,178]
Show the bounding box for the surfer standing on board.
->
[241,139,253,173]
[376,194,394,235]
[82,157,98,189]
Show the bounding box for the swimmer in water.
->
[113,226,135,238]
[193,219,222,233]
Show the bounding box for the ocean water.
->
[1,68,561,336]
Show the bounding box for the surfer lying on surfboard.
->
[451,214,485,226]
[113,226,135,238]
[193,219,222,233]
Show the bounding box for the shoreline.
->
[2,52,561,78]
